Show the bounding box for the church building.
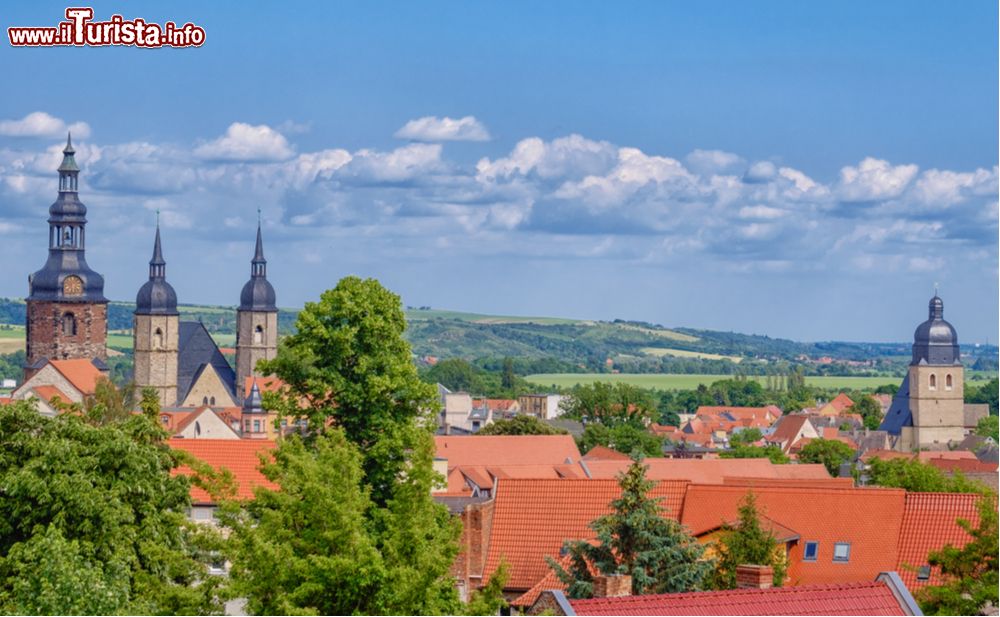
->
[18,133,278,412]
[880,294,980,450]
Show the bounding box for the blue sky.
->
[0,1,997,343]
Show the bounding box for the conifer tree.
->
[712,492,787,588]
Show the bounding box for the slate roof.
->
[481,478,689,591]
[176,321,236,404]
[879,374,912,435]
[565,576,917,615]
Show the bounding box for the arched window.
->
[153,327,163,349]
[945,374,953,391]
[929,374,937,390]
[61,313,76,336]
[202,396,209,406]
[210,396,216,406]
[253,325,264,345]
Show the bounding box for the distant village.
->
[1,137,996,616]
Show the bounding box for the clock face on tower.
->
[62,275,83,296]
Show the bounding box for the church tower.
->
[25,134,108,380]
[133,223,180,407]
[235,221,278,397]
[903,294,965,449]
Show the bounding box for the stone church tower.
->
[133,224,180,407]
[904,294,965,448]
[235,223,278,395]
[25,134,108,380]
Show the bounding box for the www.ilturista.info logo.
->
[8,8,205,48]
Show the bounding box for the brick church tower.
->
[25,134,108,380]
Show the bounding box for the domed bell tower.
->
[25,134,108,380]
[133,222,180,407]
[235,219,278,398]
[904,293,965,449]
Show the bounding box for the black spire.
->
[135,222,178,315]
[242,379,264,414]
[27,133,106,302]
[239,216,277,312]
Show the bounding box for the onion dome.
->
[28,133,107,303]
[911,294,960,365]
[239,223,277,311]
[135,224,178,315]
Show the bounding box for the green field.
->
[404,308,581,325]
[640,347,742,362]
[525,373,903,391]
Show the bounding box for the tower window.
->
[153,327,163,349]
[945,374,953,391]
[210,396,216,406]
[202,396,209,406]
[253,325,264,344]
[61,313,77,336]
[929,374,937,390]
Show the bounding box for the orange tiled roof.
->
[583,458,832,485]
[582,445,632,461]
[680,484,907,585]
[168,438,277,503]
[925,458,998,474]
[449,463,588,493]
[917,450,978,462]
[482,478,689,591]
[767,415,811,451]
[32,385,73,405]
[568,579,911,616]
[435,435,581,469]
[896,492,981,589]
[49,359,104,395]
[829,393,855,412]
[861,449,913,463]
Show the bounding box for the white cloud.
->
[0,111,91,139]
[910,167,998,207]
[739,205,786,219]
[194,123,294,162]
[342,143,443,183]
[685,149,744,174]
[743,161,777,183]
[477,134,617,181]
[837,157,919,202]
[394,115,490,142]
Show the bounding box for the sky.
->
[0,1,997,343]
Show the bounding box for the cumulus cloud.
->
[394,115,490,142]
[685,149,744,174]
[0,111,91,139]
[837,157,919,202]
[194,123,294,162]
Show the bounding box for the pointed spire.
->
[148,222,166,279]
[243,378,264,413]
[253,222,266,263]
[250,215,267,278]
[64,132,75,154]
[58,132,79,175]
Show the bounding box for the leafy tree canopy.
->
[561,382,656,427]
[476,415,567,436]
[0,399,223,615]
[853,394,883,431]
[975,415,998,441]
[578,423,663,458]
[867,457,991,494]
[719,444,789,464]
[712,492,788,589]
[796,438,856,476]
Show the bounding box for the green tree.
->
[549,460,712,597]
[853,394,882,431]
[712,492,787,589]
[867,457,990,494]
[477,415,568,436]
[259,276,440,506]
[501,357,516,390]
[562,382,656,427]
[729,428,763,447]
[423,358,478,392]
[916,496,998,615]
[966,378,999,415]
[578,423,663,457]
[975,415,998,441]
[0,400,223,615]
[796,438,856,476]
[719,444,789,464]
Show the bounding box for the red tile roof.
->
[829,393,855,412]
[680,485,907,585]
[567,578,910,615]
[582,446,632,461]
[767,414,812,451]
[896,492,980,589]
[49,359,104,395]
[242,375,286,398]
[482,478,689,590]
[168,438,277,503]
[583,458,832,485]
[435,435,581,468]
[31,385,73,405]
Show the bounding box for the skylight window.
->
[833,542,851,562]
[917,565,931,581]
[803,541,819,561]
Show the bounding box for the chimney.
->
[592,574,632,598]
[735,564,774,589]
